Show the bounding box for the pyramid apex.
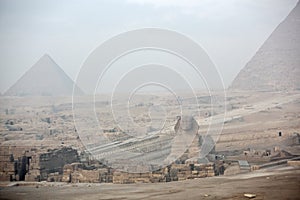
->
[41,53,52,60]
[36,54,57,66]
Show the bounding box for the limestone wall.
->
[0,146,15,181]
[61,162,215,184]
[62,163,112,183]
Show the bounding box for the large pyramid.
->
[230,1,300,91]
[5,54,83,96]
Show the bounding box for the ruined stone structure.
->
[0,146,79,181]
[0,146,37,181]
[0,142,217,184]
[62,162,113,183]
[0,146,15,181]
[111,162,215,184]
[25,147,79,181]
[0,115,218,184]
[60,161,215,184]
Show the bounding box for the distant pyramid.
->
[5,54,84,96]
[230,1,300,91]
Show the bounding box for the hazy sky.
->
[0,0,298,93]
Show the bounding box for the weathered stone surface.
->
[61,162,215,184]
[0,146,79,182]
[231,2,300,91]
[0,146,15,181]
[38,147,79,180]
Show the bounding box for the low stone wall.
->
[62,162,215,184]
[171,163,215,181]
[62,163,113,183]
[113,172,154,184]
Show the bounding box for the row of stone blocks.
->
[60,162,215,184]
[0,146,79,182]
[0,147,15,181]
[62,163,113,183]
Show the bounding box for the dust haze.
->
[0,1,299,200]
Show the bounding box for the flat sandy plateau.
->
[0,165,299,200]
